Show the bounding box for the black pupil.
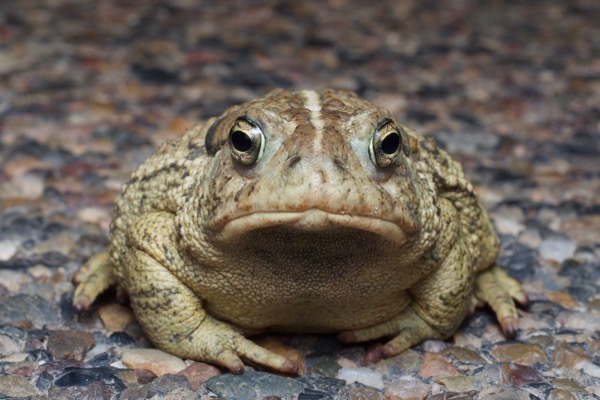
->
[380,132,400,154]
[231,130,253,152]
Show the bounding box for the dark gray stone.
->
[206,371,306,399]
[54,366,126,392]
[0,294,62,327]
[119,374,192,400]
[148,374,191,396]
[35,371,54,391]
[108,331,136,346]
[298,375,347,397]
[48,380,117,400]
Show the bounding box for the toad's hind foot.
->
[72,251,116,312]
[474,265,528,338]
[338,305,444,358]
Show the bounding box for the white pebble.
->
[0,240,19,261]
[0,270,30,292]
[539,236,576,263]
[337,367,384,390]
[576,361,600,378]
[121,348,186,376]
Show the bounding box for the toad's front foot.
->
[473,265,528,338]
[164,314,298,375]
[72,251,116,312]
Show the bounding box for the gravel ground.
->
[0,0,599,399]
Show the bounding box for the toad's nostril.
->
[287,155,302,168]
[333,157,348,172]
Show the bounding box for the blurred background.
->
[0,1,599,399]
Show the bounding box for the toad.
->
[73,89,527,374]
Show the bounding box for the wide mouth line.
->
[214,209,408,244]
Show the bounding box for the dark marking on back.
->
[186,147,205,160]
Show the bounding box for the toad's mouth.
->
[215,208,410,245]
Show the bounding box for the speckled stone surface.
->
[0,1,599,399]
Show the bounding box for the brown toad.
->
[73,89,527,374]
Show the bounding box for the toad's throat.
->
[215,208,408,245]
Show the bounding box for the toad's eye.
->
[369,120,403,168]
[228,118,265,166]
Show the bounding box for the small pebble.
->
[336,367,384,390]
[478,385,531,399]
[0,240,20,261]
[0,270,30,293]
[374,349,421,379]
[561,215,600,246]
[36,370,54,391]
[427,390,478,399]
[300,374,347,395]
[47,330,96,361]
[2,352,28,362]
[493,206,525,236]
[0,294,61,327]
[48,380,118,399]
[490,343,547,366]
[539,236,577,263]
[557,312,600,331]
[444,346,487,365]
[88,351,117,367]
[547,388,577,400]
[419,352,462,379]
[206,370,305,399]
[554,344,592,369]
[347,382,385,399]
[310,359,342,377]
[0,334,24,357]
[452,332,482,350]
[422,339,450,353]
[3,156,52,177]
[337,356,358,369]
[137,373,191,397]
[500,363,543,386]
[384,378,430,399]
[6,173,45,199]
[133,368,157,384]
[545,291,579,309]
[109,331,137,346]
[177,361,221,391]
[54,366,126,391]
[28,264,53,280]
[77,206,112,226]
[97,304,136,332]
[552,378,587,393]
[585,386,600,397]
[576,361,600,379]
[121,348,186,376]
[437,375,487,393]
[0,374,39,397]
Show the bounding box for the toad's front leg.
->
[125,211,297,374]
[338,231,474,357]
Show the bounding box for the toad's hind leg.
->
[72,251,117,312]
[339,231,474,358]
[473,265,528,338]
